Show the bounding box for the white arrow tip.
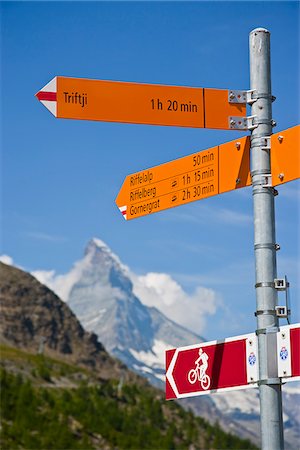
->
[35,77,57,117]
[118,205,127,220]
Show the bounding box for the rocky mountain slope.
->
[0,261,123,381]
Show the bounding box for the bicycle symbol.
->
[187,348,211,390]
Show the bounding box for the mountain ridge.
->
[0,261,124,381]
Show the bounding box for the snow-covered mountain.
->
[65,238,205,385]
[32,238,300,449]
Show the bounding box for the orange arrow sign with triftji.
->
[35,76,246,130]
[116,124,299,220]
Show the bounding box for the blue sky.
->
[1,1,299,340]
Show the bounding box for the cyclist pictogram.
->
[187,348,210,390]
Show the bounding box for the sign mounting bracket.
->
[229,115,257,131]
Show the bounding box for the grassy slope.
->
[0,345,257,450]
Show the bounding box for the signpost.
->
[36,76,246,129]
[116,125,299,220]
[166,333,259,400]
[36,28,300,450]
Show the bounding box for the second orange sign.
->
[116,124,300,220]
[116,136,250,220]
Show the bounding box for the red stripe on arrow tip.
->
[36,91,57,101]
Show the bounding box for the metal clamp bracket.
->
[255,281,275,288]
[261,136,271,150]
[229,115,257,131]
[275,306,288,318]
[250,136,271,149]
[228,89,253,104]
[258,378,281,386]
[255,326,278,335]
[271,187,279,197]
[251,168,271,178]
[274,276,291,323]
[228,90,276,105]
[274,278,289,291]
[248,91,276,104]
[255,309,276,317]
[252,117,276,127]
[252,174,272,188]
[254,243,279,251]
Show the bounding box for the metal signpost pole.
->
[249,28,284,449]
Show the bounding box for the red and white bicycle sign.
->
[187,348,211,390]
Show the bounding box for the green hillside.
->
[0,345,257,450]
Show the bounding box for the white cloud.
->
[131,272,220,336]
[31,269,76,301]
[32,269,57,289]
[0,255,14,265]
[32,263,220,336]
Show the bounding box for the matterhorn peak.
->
[85,237,120,263]
[90,237,108,249]
[83,237,130,281]
[85,237,110,254]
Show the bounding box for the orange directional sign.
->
[271,124,300,186]
[35,77,246,130]
[116,124,299,220]
[116,136,251,220]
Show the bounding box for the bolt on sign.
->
[166,332,259,400]
[35,77,246,129]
